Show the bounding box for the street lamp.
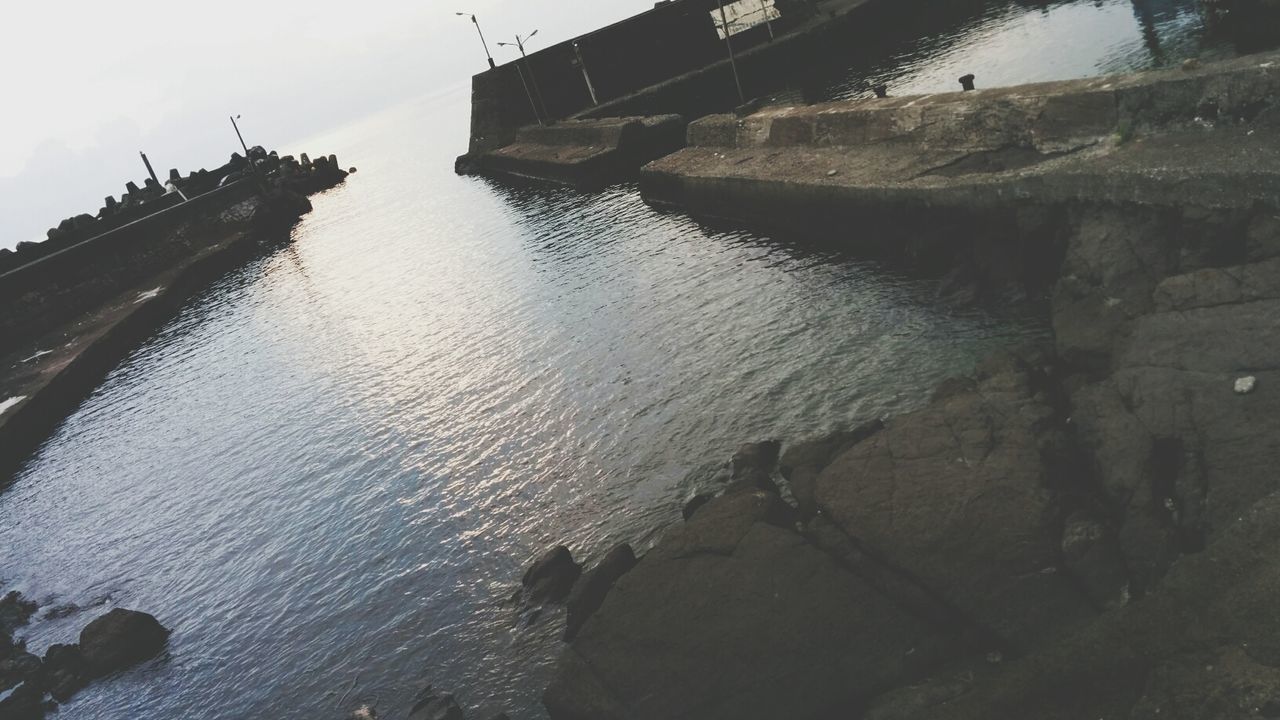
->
[455,12,496,70]
[498,30,551,123]
[573,40,599,106]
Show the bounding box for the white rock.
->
[1235,376,1258,395]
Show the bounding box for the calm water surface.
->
[0,1,1261,718]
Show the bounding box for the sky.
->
[0,0,654,249]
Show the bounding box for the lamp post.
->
[230,114,251,157]
[498,31,551,124]
[229,114,264,187]
[713,0,746,104]
[455,12,496,69]
[573,40,599,106]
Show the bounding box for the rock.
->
[522,546,582,604]
[37,644,88,703]
[873,488,1280,720]
[0,592,37,635]
[1236,375,1258,394]
[408,690,464,720]
[1060,512,1130,608]
[349,167,359,174]
[862,674,975,720]
[1182,57,1201,71]
[564,544,638,640]
[1070,267,1280,590]
[0,645,41,693]
[681,493,713,520]
[0,648,40,677]
[814,363,1094,648]
[779,420,883,520]
[545,512,933,719]
[78,609,169,678]
[1051,206,1175,370]
[730,440,780,479]
[0,680,51,720]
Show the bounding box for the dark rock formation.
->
[1060,512,1130,609]
[0,680,52,720]
[544,476,934,719]
[409,686,465,720]
[815,359,1094,649]
[0,592,37,635]
[78,608,169,678]
[779,420,883,520]
[564,543,638,640]
[522,546,582,605]
[36,644,88,702]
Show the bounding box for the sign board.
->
[711,0,781,39]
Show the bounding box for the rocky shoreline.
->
[0,590,171,720]
[478,54,1280,720]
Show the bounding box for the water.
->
[0,1,1262,718]
[805,0,1260,102]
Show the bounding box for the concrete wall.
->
[466,0,812,153]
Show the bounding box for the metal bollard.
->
[959,74,976,91]
[872,84,888,98]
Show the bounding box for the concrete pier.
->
[456,115,686,188]
[642,50,1280,222]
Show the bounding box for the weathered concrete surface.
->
[642,51,1280,232]
[457,115,685,188]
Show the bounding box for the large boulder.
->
[522,546,582,605]
[37,643,88,702]
[543,482,936,719]
[78,609,169,678]
[564,544,638,641]
[408,687,465,720]
[779,420,884,520]
[814,360,1095,648]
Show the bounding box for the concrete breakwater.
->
[458,0,957,185]
[642,51,1280,311]
[456,115,686,188]
[506,52,1280,719]
[0,153,348,485]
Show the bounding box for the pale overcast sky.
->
[0,1,653,248]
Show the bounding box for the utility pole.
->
[714,0,746,104]
[573,40,599,106]
[456,12,496,69]
[229,114,264,188]
[513,63,545,126]
[229,114,250,155]
[139,152,161,188]
[499,31,551,123]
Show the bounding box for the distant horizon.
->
[0,0,654,250]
